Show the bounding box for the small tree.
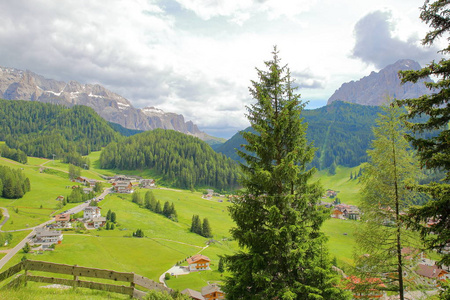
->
[163,201,171,217]
[68,164,81,180]
[190,215,201,234]
[218,257,224,273]
[106,209,112,221]
[93,181,103,193]
[201,218,212,238]
[110,212,117,223]
[132,192,142,206]
[155,201,162,214]
[22,242,31,253]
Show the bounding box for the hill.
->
[99,129,240,191]
[216,101,382,170]
[0,99,121,160]
[327,59,432,106]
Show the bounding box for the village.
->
[8,175,448,300]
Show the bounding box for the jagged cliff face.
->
[0,67,205,137]
[327,59,432,106]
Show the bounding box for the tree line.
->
[100,129,240,191]
[0,166,31,199]
[132,190,178,222]
[190,215,212,238]
[0,144,27,164]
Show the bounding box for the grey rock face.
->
[0,66,204,137]
[327,59,432,106]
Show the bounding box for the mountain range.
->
[0,66,221,143]
[327,59,432,106]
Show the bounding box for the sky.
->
[0,0,443,138]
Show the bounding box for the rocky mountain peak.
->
[327,59,431,106]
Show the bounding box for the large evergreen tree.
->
[355,104,420,300]
[223,48,348,299]
[396,0,450,267]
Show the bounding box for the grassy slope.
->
[0,153,363,295]
[314,165,362,206]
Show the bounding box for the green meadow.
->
[0,153,364,294]
[315,165,362,206]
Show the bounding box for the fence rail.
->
[0,260,171,299]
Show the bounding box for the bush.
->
[164,273,171,280]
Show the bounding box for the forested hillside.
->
[217,101,439,170]
[100,129,240,191]
[217,101,380,169]
[0,99,121,160]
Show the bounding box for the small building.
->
[54,213,71,228]
[201,284,224,300]
[181,288,205,300]
[92,216,107,229]
[83,206,101,220]
[56,195,64,201]
[345,275,386,299]
[140,179,156,188]
[114,181,133,193]
[83,187,94,194]
[34,227,63,246]
[415,264,449,286]
[331,209,345,219]
[74,176,89,184]
[187,254,211,272]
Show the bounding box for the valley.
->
[0,150,361,294]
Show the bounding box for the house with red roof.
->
[187,254,211,272]
[181,288,205,300]
[415,264,449,287]
[201,284,224,300]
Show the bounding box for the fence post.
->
[130,272,136,299]
[73,264,78,289]
[23,260,28,287]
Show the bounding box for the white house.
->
[34,227,63,246]
[83,206,101,220]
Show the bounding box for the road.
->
[0,187,112,271]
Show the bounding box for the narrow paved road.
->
[0,207,10,230]
[0,188,112,271]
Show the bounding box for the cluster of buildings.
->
[108,175,156,193]
[346,247,449,299]
[330,204,361,220]
[31,203,110,251]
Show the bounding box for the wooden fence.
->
[0,260,172,299]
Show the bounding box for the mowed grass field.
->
[0,153,364,293]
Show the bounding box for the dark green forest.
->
[100,129,240,191]
[217,101,439,170]
[0,99,121,162]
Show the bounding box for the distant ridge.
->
[327,59,432,106]
[0,66,216,141]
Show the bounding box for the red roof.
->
[346,275,386,290]
[187,254,211,264]
[416,264,447,279]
